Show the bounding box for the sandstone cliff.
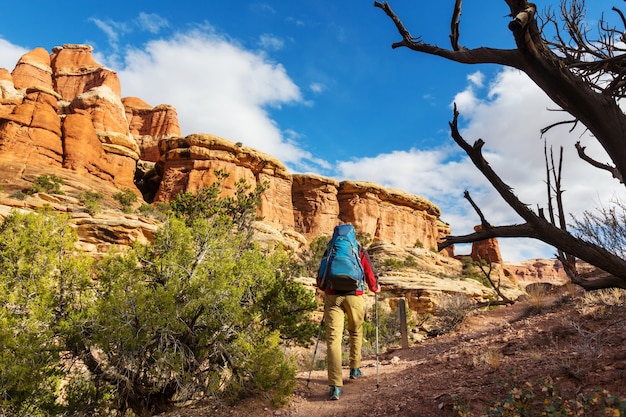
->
[0,44,450,253]
[0,44,570,318]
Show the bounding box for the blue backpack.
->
[317,224,364,291]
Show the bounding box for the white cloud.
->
[0,39,27,71]
[89,18,127,48]
[309,82,325,94]
[137,12,169,34]
[114,29,319,168]
[258,34,284,51]
[467,71,484,87]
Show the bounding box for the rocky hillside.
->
[0,44,570,316]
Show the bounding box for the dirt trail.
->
[162,294,626,417]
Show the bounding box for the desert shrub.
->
[71,215,313,413]
[383,257,404,270]
[460,256,491,286]
[27,174,65,195]
[78,190,104,215]
[524,282,552,311]
[356,231,373,247]
[571,198,626,258]
[303,234,330,277]
[10,190,26,200]
[361,298,408,355]
[0,210,94,416]
[169,170,267,232]
[429,294,474,336]
[403,255,418,268]
[112,188,138,213]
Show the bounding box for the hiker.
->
[316,224,380,401]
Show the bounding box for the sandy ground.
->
[160,290,626,416]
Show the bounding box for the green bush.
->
[0,210,94,416]
[27,174,65,195]
[362,300,403,355]
[303,235,330,277]
[113,188,138,213]
[0,177,318,416]
[78,190,104,215]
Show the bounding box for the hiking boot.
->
[349,368,363,379]
[329,386,342,400]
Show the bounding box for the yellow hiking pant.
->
[324,294,365,387]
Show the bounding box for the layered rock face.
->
[123,97,180,162]
[292,174,340,236]
[338,181,441,250]
[155,134,295,229]
[0,44,452,253]
[0,45,177,194]
[292,174,444,250]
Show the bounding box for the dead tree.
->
[375,0,626,290]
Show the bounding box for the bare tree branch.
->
[478,255,514,305]
[439,105,626,289]
[378,2,626,290]
[450,0,465,51]
[575,141,624,183]
[374,1,523,66]
[463,190,490,230]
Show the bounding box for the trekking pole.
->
[307,317,324,388]
[375,292,380,390]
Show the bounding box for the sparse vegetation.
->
[10,190,26,200]
[484,378,626,417]
[27,174,65,195]
[461,256,490,287]
[380,255,420,271]
[78,190,104,215]
[362,299,404,355]
[304,234,330,277]
[113,188,138,213]
[430,293,474,335]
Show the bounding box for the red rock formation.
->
[11,47,53,91]
[62,111,115,182]
[292,174,340,238]
[50,44,121,100]
[123,97,181,162]
[0,44,460,258]
[291,174,448,252]
[471,224,503,263]
[0,69,22,117]
[155,134,294,229]
[0,87,64,167]
[0,44,179,194]
[338,181,442,250]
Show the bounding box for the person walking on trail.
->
[316,224,380,401]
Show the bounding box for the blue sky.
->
[0,1,621,262]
